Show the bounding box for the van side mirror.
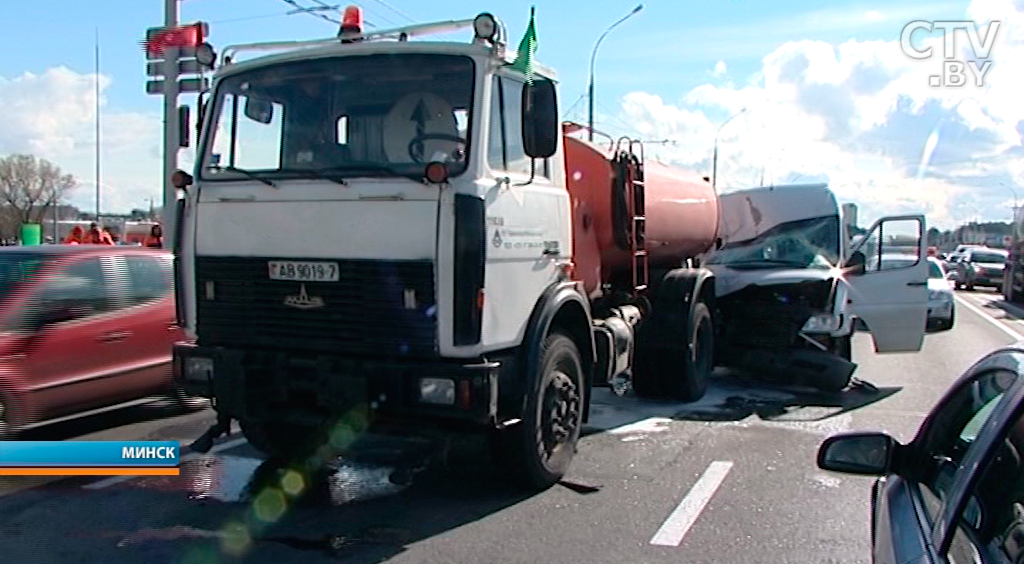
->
[521,79,558,159]
[845,250,867,275]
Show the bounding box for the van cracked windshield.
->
[0,2,1019,564]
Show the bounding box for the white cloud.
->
[712,60,727,77]
[0,67,162,215]
[610,0,1024,229]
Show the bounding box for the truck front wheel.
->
[490,332,584,491]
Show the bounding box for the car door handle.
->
[97,330,132,343]
[907,281,927,287]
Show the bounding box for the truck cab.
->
[705,184,929,390]
[172,11,590,489]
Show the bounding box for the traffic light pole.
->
[162,0,180,251]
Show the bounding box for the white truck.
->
[169,8,930,489]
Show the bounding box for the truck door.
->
[846,215,929,353]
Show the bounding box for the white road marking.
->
[649,460,734,547]
[955,295,1024,341]
[607,417,673,435]
[82,437,248,490]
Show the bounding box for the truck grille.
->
[195,256,437,357]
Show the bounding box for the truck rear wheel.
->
[662,302,713,401]
[490,332,584,491]
[632,299,714,402]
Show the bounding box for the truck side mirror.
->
[845,250,867,275]
[178,105,191,148]
[244,98,274,124]
[521,79,558,159]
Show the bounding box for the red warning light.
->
[340,6,364,35]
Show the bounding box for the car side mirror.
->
[24,304,77,336]
[817,431,898,476]
[845,251,867,276]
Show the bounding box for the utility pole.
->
[162,0,180,251]
[587,5,643,142]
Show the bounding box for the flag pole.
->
[95,27,101,220]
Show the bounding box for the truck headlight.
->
[418,378,456,405]
[184,357,214,383]
[801,314,840,333]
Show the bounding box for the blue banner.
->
[0,441,180,467]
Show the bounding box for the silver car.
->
[927,257,955,331]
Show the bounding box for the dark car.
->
[0,245,201,437]
[954,248,1008,291]
[817,343,1024,563]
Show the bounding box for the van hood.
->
[708,265,836,297]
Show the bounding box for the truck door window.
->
[488,76,550,178]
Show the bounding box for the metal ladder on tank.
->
[614,137,649,296]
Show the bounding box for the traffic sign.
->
[146,77,209,95]
[147,59,204,76]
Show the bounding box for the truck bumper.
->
[172,342,500,426]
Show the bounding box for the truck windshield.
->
[200,54,475,182]
[705,216,841,269]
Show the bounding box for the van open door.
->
[845,215,929,353]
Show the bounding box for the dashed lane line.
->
[649,460,734,547]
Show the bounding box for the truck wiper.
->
[209,166,276,187]
[319,164,418,180]
[274,168,349,186]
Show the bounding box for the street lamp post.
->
[587,4,643,142]
[710,108,747,190]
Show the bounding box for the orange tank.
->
[564,135,720,296]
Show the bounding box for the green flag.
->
[511,7,538,83]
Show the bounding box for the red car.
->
[0,245,198,437]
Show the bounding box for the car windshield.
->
[0,253,50,297]
[971,251,1007,264]
[200,54,475,182]
[705,215,840,269]
[928,261,944,279]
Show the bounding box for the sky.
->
[0,0,1020,229]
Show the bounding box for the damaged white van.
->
[703,184,930,391]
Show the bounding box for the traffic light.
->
[143,22,208,58]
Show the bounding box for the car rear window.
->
[972,252,1007,263]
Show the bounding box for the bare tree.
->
[0,154,77,230]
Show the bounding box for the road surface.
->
[0,290,1018,563]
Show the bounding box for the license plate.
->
[268,261,339,282]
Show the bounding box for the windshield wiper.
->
[209,166,275,187]
[274,168,349,186]
[319,164,420,180]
